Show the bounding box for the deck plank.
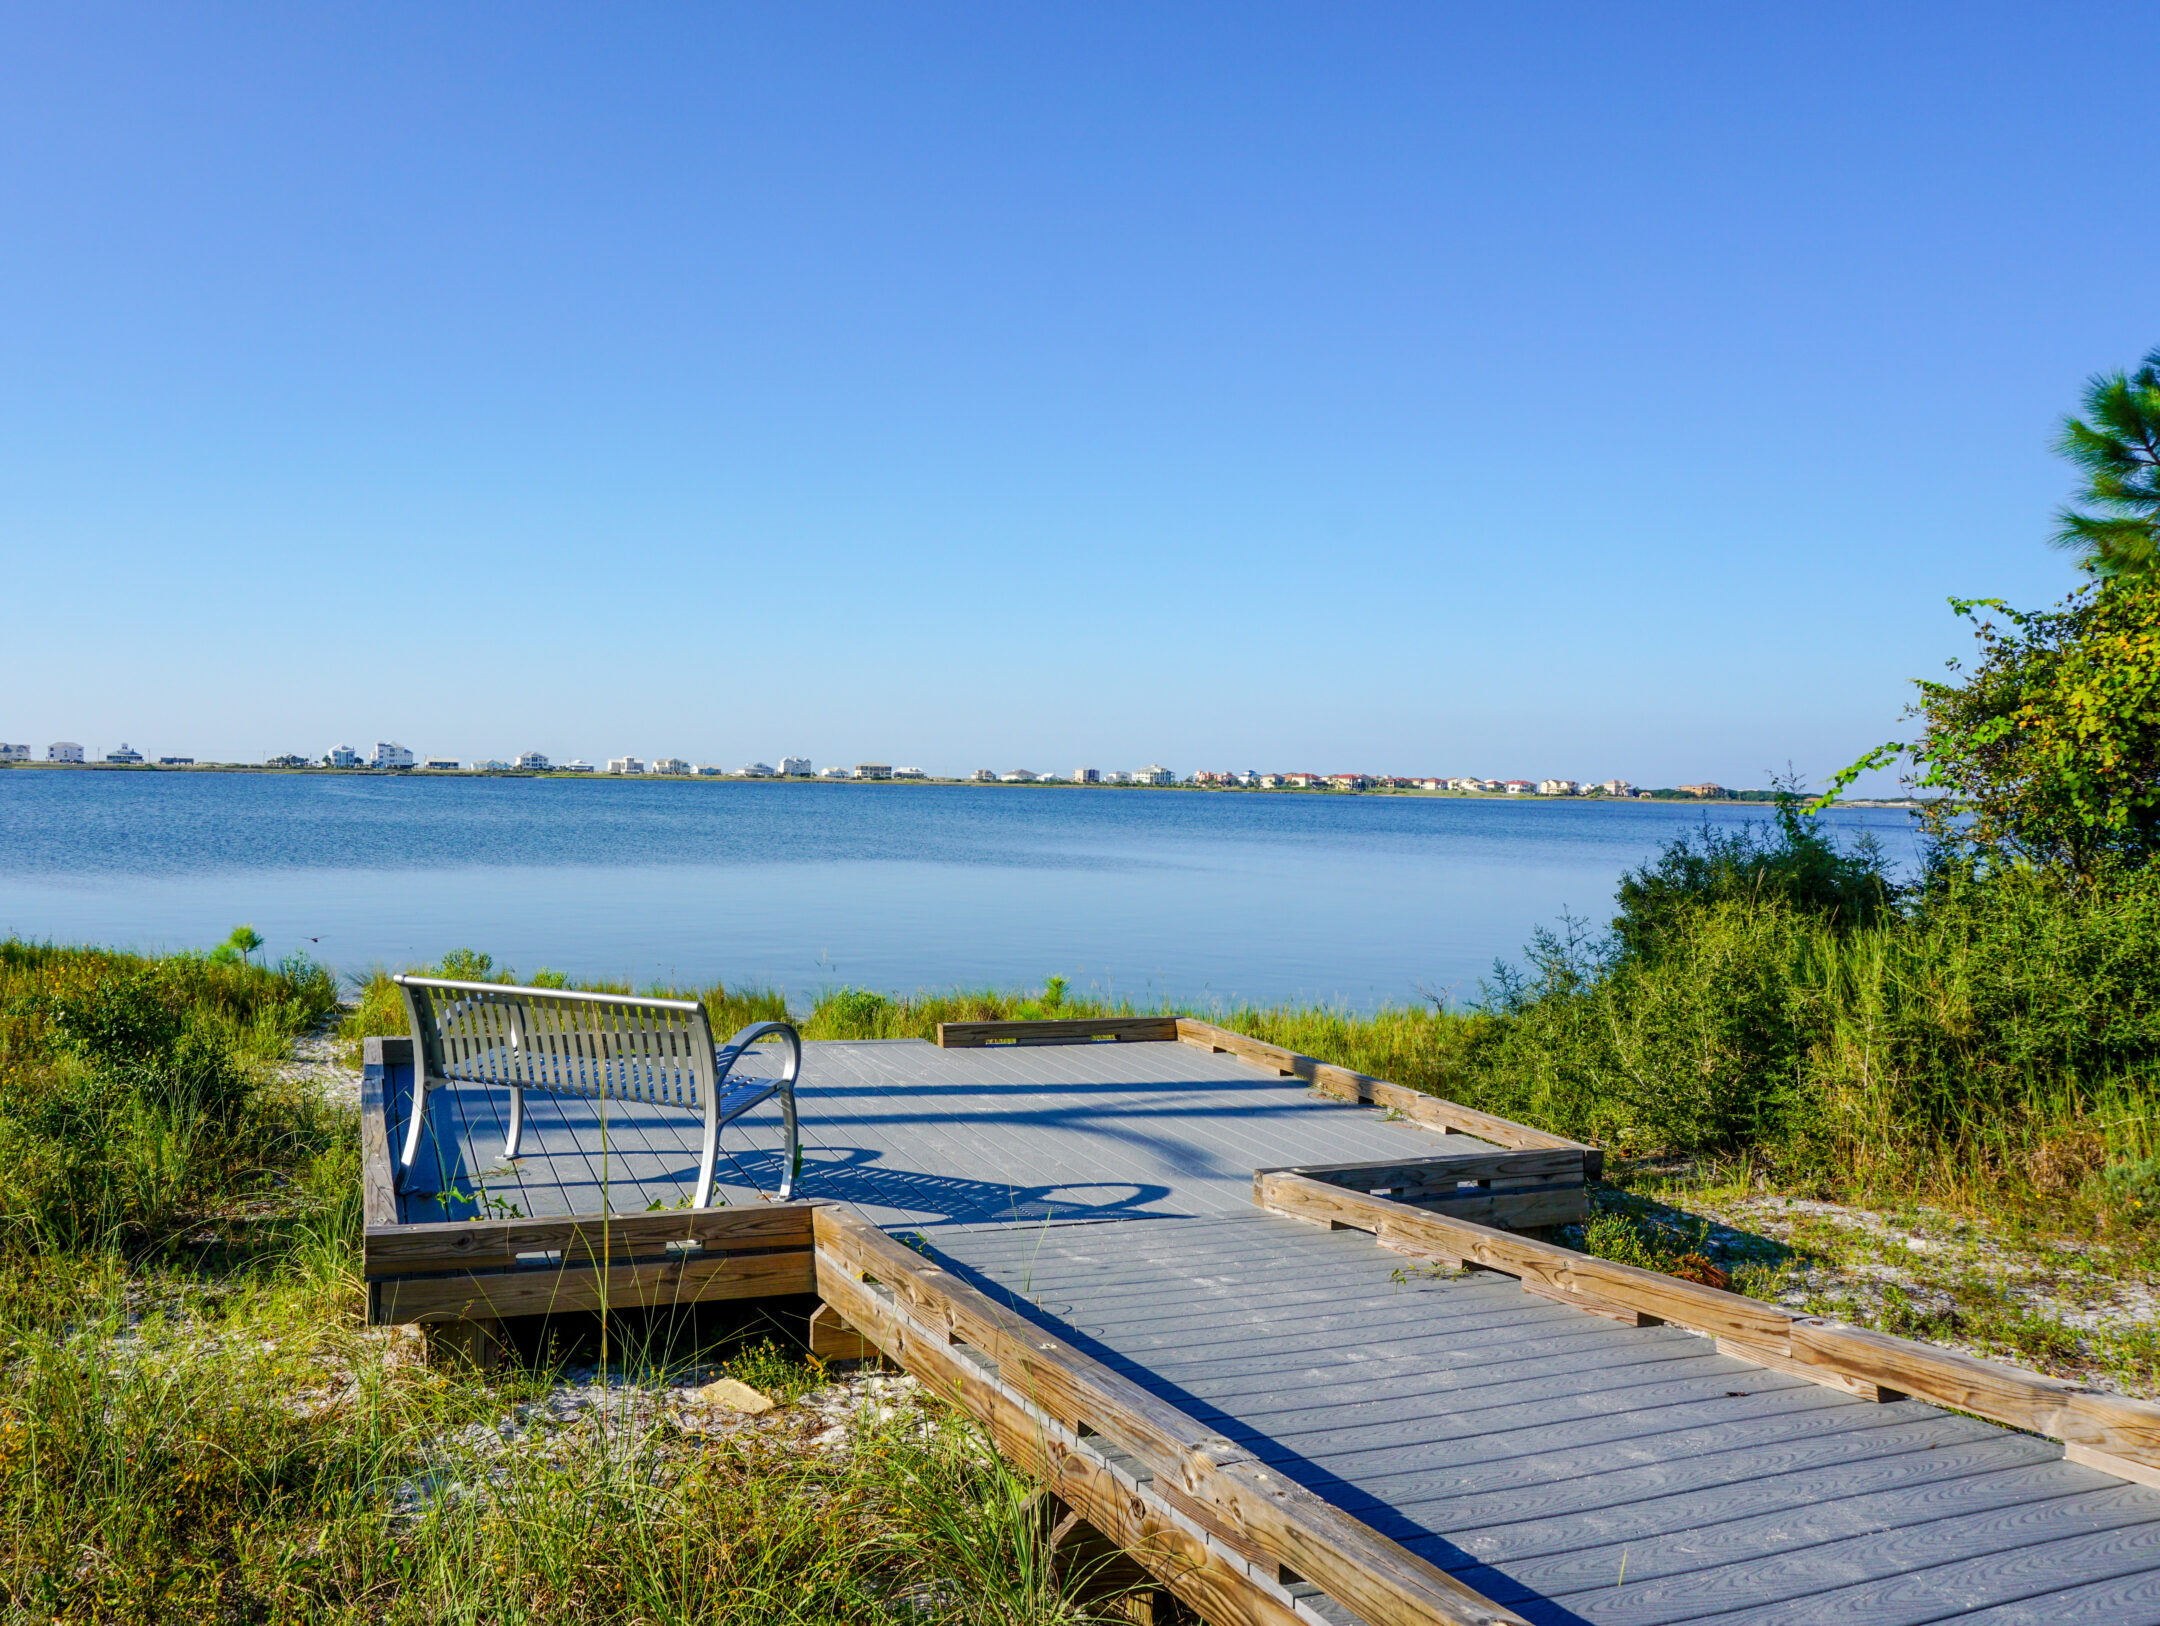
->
[375,1039,2160,1623]
[928,1207,2160,1626]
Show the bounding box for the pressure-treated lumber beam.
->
[1256,1170,2160,1484]
[358,1046,400,1229]
[1255,1149,1588,1230]
[362,1202,817,1278]
[813,1206,1527,1626]
[374,1247,817,1323]
[936,1017,1180,1047]
[1176,1019,1603,1176]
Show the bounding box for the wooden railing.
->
[812,1204,1527,1626]
[934,1015,1603,1176]
[1256,1171,2160,1491]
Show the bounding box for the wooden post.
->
[425,1316,507,1371]
[808,1301,878,1362]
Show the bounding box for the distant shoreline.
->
[0,761,1926,808]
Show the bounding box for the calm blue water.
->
[0,773,1920,1009]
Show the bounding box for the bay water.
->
[0,772,1919,1010]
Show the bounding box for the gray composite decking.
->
[378,1034,2160,1623]
[930,1214,2160,1626]
[389,1037,1499,1227]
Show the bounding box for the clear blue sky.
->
[2,4,2150,789]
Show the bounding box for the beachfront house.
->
[326,745,361,768]
[853,764,893,780]
[157,757,194,766]
[423,758,459,771]
[1000,769,1037,782]
[738,763,775,777]
[1537,779,1580,796]
[373,742,415,769]
[0,744,28,763]
[1330,774,1372,791]
[894,767,927,779]
[819,766,850,778]
[516,751,550,771]
[607,757,645,775]
[1137,765,1174,785]
[46,741,84,764]
[1504,779,1533,794]
[105,743,143,764]
[780,757,812,776]
[972,769,997,781]
[1680,782,1726,797]
[559,761,594,773]
[651,757,690,776]
[694,764,727,776]
[1598,779,1635,797]
[1076,767,1101,783]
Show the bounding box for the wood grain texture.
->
[1791,1321,2160,1472]
[812,1206,1527,1626]
[1719,1334,1900,1402]
[1258,1171,2160,1479]
[363,1202,816,1278]
[807,1302,877,1361]
[1177,1019,1604,1176]
[819,1263,1312,1626]
[374,1247,816,1323]
[1258,1171,1798,1346]
[935,1017,1180,1048]
[358,1057,398,1230]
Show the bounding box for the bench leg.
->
[694,1101,720,1209]
[778,1081,799,1200]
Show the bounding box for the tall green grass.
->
[0,940,1139,1621]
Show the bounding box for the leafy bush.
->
[1611,789,1895,959]
[0,940,339,1251]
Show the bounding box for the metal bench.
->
[391,975,802,1208]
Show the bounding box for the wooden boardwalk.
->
[932,1212,2160,1626]
[361,1019,2160,1625]
[388,1035,1512,1228]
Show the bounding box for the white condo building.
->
[607,756,645,775]
[48,742,85,763]
[373,742,415,769]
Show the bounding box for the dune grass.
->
[0,939,1141,1623]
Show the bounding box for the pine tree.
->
[2053,346,2160,581]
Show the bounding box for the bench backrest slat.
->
[395,976,719,1111]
